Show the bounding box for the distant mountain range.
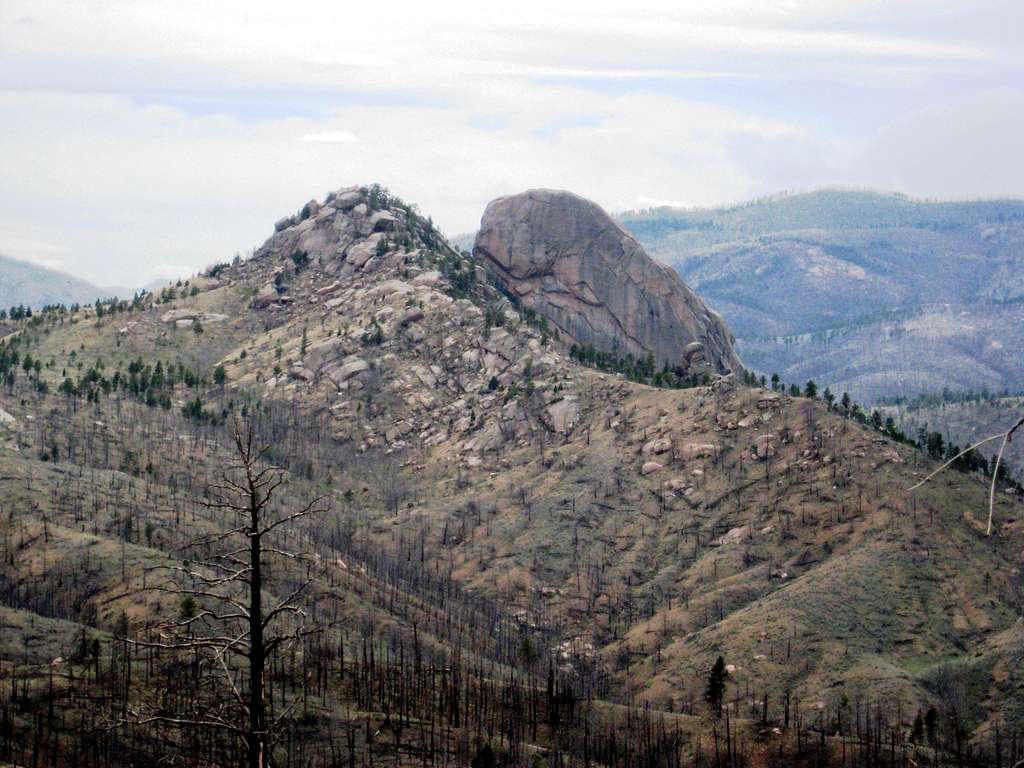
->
[0,253,105,309]
[617,189,1024,404]
[0,253,137,309]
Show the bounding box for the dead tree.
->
[122,418,329,768]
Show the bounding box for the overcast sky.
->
[2,0,1022,287]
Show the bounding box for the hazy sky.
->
[2,0,1022,286]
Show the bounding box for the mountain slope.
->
[1,184,1022,765]
[618,189,1024,403]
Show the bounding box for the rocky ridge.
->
[215,185,592,463]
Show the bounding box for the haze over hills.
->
[617,189,1024,405]
[0,252,134,310]
[1,184,1022,766]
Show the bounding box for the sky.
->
[1,0,1022,287]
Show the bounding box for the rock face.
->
[473,190,741,375]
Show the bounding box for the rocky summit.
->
[473,189,741,376]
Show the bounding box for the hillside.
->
[880,393,1024,480]
[0,253,126,310]
[0,185,1022,767]
[618,190,1024,403]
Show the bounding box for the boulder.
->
[412,270,442,286]
[161,309,194,323]
[546,396,578,433]
[642,437,672,455]
[316,281,341,295]
[716,526,747,546]
[300,199,321,220]
[754,433,777,459]
[334,190,362,210]
[369,210,399,232]
[161,309,228,325]
[253,282,278,307]
[641,461,663,476]
[0,408,16,427]
[290,365,313,382]
[274,216,295,232]
[399,308,425,326]
[680,443,718,460]
[345,233,386,269]
[372,279,413,297]
[473,189,741,374]
[305,337,347,372]
[326,357,369,386]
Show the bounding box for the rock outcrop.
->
[473,189,741,375]
[251,186,408,302]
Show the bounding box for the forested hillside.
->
[618,190,1024,403]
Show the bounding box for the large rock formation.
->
[473,189,741,375]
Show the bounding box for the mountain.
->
[1,184,1022,766]
[0,253,127,309]
[617,189,1024,404]
[474,189,740,376]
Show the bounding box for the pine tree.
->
[924,705,938,745]
[704,656,728,717]
[911,710,924,743]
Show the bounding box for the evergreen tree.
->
[924,706,938,746]
[704,656,728,717]
[911,710,924,743]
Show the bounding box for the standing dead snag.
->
[908,414,1024,535]
[124,418,329,768]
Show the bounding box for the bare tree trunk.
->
[249,523,266,768]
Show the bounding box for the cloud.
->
[146,262,198,284]
[0,0,1021,286]
[856,88,1024,199]
[299,130,357,143]
[0,224,72,271]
